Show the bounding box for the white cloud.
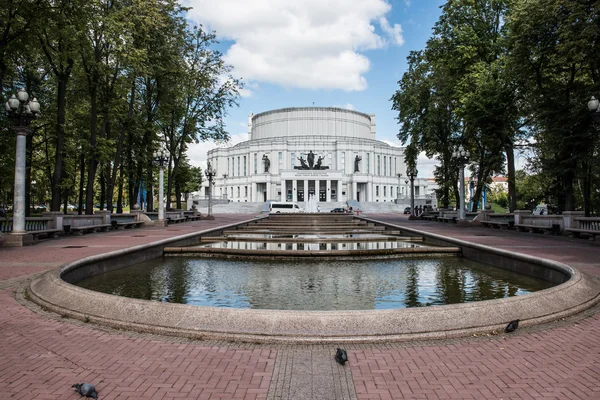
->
[182,0,404,91]
[378,17,404,46]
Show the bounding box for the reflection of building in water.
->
[201,241,420,250]
[242,262,383,310]
[204,107,432,204]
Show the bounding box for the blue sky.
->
[183,0,448,178]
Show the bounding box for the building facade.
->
[206,107,414,203]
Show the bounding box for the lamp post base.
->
[2,232,34,247]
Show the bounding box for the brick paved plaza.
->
[1,214,599,399]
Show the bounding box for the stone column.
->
[315,180,320,202]
[281,179,286,201]
[326,180,331,202]
[95,210,111,225]
[337,181,342,202]
[562,211,585,230]
[252,182,257,202]
[266,182,271,201]
[352,181,358,201]
[42,211,63,231]
[12,128,28,234]
[304,180,309,203]
[513,210,531,226]
[292,180,297,202]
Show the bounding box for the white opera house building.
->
[204,107,433,208]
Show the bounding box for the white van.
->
[269,202,303,213]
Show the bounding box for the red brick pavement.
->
[349,214,600,400]
[1,213,599,399]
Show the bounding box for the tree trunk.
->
[85,81,99,214]
[505,141,517,212]
[99,166,105,210]
[117,168,124,214]
[78,151,85,215]
[51,74,71,211]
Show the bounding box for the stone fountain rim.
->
[27,222,600,344]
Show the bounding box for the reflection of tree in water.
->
[434,262,466,305]
[163,262,192,303]
[404,261,421,308]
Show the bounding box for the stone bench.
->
[565,228,600,240]
[167,217,187,224]
[481,220,514,229]
[29,228,62,240]
[514,223,560,235]
[70,224,112,235]
[112,221,144,229]
[437,216,456,223]
[185,215,201,221]
[421,215,437,221]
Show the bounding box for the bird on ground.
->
[505,319,520,333]
[72,383,98,399]
[335,348,348,365]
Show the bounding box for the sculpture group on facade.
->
[294,150,329,170]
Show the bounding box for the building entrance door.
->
[319,190,326,202]
[263,191,267,202]
[357,192,360,202]
[298,190,304,202]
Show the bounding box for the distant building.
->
[204,107,432,204]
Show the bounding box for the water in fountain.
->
[305,194,319,213]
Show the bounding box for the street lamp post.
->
[222,173,228,200]
[5,89,40,235]
[153,149,168,226]
[406,167,418,219]
[205,161,216,218]
[452,145,470,222]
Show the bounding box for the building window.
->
[342,152,345,171]
[237,156,240,176]
[291,152,295,168]
[389,157,392,177]
[243,156,247,176]
[278,152,283,170]
[384,156,387,176]
[237,186,240,197]
[231,187,233,197]
[254,153,257,174]
[227,158,230,175]
[328,153,332,168]
[384,186,387,196]
[245,186,248,197]
[376,186,379,196]
[394,157,397,175]
[377,155,381,176]
[366,153,370,173]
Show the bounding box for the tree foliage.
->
[1,0,241,213]
[392,0,600,214]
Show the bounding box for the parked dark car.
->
[403,206,411,215]
[330,207,347,213]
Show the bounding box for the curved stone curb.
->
[27,219,600,344]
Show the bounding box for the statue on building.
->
[306,150,315,168]
[315,155,324,169]
[262,154,270,173]
[354,155,362,172]
[297,156,309,169]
